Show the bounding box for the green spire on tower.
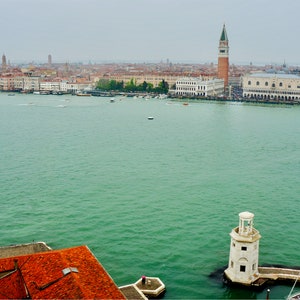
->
[220,24,228,41]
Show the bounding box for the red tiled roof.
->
[0,245,126,299]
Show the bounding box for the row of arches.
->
[243,93,300,100]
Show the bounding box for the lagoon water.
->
[1,93,300,299]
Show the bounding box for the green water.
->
[1,93,300,299]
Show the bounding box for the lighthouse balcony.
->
[230,227,261,242]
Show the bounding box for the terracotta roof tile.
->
[0,245,126,299]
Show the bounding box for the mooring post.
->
[266,288,270,300]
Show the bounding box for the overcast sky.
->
[1,0,299,65]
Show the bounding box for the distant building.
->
[174,77,224,97]
[217,24,229,89]
[106,72,182,88]
[242,73,300,102]
[0,75,14,91]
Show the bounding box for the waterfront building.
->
[224,212,261,286]
[105,72,182,89]
[174,77,224,97]
[217,24,229,89]
[40,80,61,92]
[0,75,14,91]
[242,73,300,102]
[23,76,40,92]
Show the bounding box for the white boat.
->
[159,94,168,99]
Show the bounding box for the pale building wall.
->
[0,77,14,90]
[175,77,224,97]
[40,81,61,91]
[242,73,300,100]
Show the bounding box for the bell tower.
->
[224,212,261,286]
[2,53,7,71]
[217,24,229,90]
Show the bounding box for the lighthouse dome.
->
[239,211,254,219]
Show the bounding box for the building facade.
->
[217,24,229,89]
[242,73,300,102]
[174,77,224,97]
[104,72,182,89]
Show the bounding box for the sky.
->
[1,0,299,65]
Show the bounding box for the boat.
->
[159,94,168,99]
[76,93,91,97]
[8,93,15,96]
[148,117,154,120]
[110,97,115,102]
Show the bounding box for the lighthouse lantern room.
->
[224,211,261,286]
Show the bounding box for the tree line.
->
[96,78,169,94]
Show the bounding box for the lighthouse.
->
[224,212,261,286]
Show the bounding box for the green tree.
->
[125,78,138,92]
[96,79,110,90]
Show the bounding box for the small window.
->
[279,82,283,87]
[272,83,275,88]
[248,81,251,85]
[240,265,246,272]
[241,246,247,251]
[265,82,268,86]
[256,81,260,86]
[231,261,234,268]
[288,85,291,88]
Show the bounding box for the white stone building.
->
[174,77,224,97]
[0,76,14,91]
[21,76,40,91]
[242,73,300,101]
[40,81,61,92]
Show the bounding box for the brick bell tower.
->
[217,24,229,91]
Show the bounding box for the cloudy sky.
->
[1,0,299,65]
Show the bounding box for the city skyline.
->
[2,0,300,65]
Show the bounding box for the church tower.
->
[2,54,7,71]
[217,24,229,90]
[224,212,261,286]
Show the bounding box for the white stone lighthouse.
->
[224,211,261,285]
